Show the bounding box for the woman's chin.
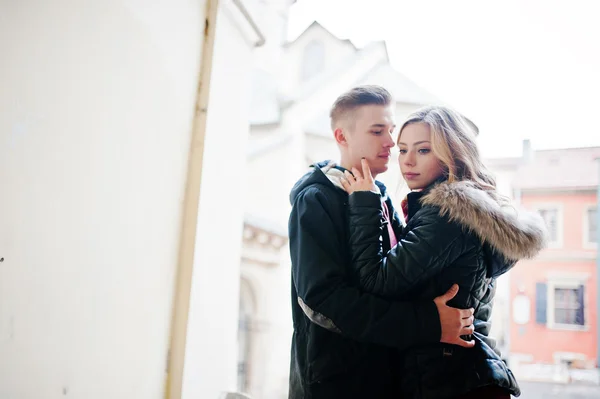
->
[406,182,419,190]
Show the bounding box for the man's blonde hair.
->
[330,85,392,130]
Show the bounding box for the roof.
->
[284,41,389,106]
[252,21,441,133]
[285,21,356,49]
[513,146,600,191]
[355,61,440,106]
[484,156,522,170]
[303,61,441,137]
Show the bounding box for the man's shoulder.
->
[293,183,344,206]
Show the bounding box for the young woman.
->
[340,106,547,399]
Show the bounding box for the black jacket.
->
[288,161,442,399]
[347,180,547,398]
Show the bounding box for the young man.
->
[288,86,475,398]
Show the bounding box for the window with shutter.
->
[546,279,587,330]
[554,287,584,326]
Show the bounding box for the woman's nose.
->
[403,151,415,166]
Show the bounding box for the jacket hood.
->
[290,160,387,204]
[421,180,547,266]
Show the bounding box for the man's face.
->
[343,105,396,176]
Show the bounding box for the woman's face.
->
[397,122,445,190]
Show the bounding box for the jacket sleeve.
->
[348,191,464,297]
[290,186,441,350]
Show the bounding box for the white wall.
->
[259,252,294,399]
[0,1,207,398]
[240,249,292,399]
[250,0,293,75]
[245,141,296,226]
[281,25,357,96]
[181,2,256,398]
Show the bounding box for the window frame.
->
[583,204,597,249]
[532,203,564,248]
[546,276,588,331]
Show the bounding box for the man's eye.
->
[371,131,382,135]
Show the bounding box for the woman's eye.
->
[399,149,407,154]
[418,149,431,154]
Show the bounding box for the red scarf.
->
[382,201,398,248]
[400,196,409,223]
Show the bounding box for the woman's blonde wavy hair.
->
[399,105,509,205]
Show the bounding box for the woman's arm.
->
[348,190,464,297]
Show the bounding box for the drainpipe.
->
[165,0,219,398]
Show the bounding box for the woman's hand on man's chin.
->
[340,158,379,194]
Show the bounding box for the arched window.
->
[301,40,325,81]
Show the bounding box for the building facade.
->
[506,146,600,383]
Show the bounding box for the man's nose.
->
[383,133,394,148]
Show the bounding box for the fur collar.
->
[421,181,547,261]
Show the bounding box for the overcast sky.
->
[287,0,600,158]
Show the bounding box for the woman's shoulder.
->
[419,180,547,261]
[408,204,465,236]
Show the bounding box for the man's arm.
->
[291,186,442,350]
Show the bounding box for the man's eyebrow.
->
[398,140,431,145]
[369,124,396,128]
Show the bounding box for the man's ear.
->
[334,128,348,146]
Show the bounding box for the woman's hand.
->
[340,158,379,194]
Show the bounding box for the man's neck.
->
[339,159,380,179]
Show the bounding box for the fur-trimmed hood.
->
[421,180,548,262]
